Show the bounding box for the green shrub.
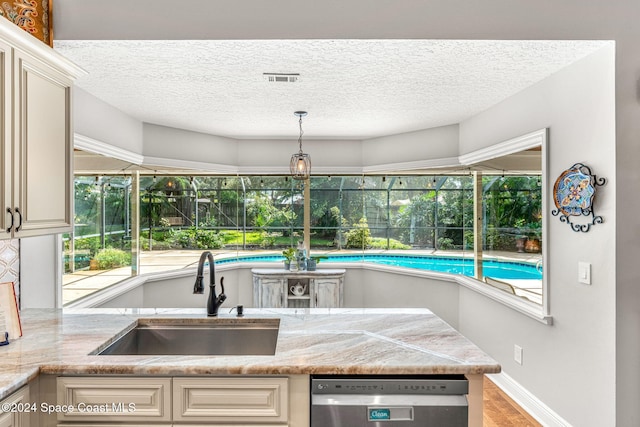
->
[260,232,276,248]
[437,237,454,250]
[463,230,474,249]
[370,238,410,250]
[168,227,224,249]
[345,218,372,249]
[94,248,130,269]
[485,228,515,251]
[195,229,224,249]
[75,236,101,257]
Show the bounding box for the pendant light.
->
[290,111,311,180]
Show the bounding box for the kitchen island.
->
[0,308,500,426]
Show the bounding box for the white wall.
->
[237,139,363,174]
[143,123,238,168]
[74,88,143,154]
[363,124,459,166]
[458,45,616,427]
[95,265,460,327]
[74,107,461,174]
[20,235,60,308]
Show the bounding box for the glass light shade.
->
[290,152,311,180]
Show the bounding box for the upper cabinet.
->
[0,19,85,239]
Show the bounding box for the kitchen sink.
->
[96,318,279,356]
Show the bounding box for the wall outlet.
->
[514,344,523,365]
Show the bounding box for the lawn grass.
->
[219,230,334,247]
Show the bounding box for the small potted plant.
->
[306,255,328,271]
[282,248,296,270]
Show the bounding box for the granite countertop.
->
[0,308,500,400]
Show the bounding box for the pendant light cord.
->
[298,114,304,153]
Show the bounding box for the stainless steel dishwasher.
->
[311,375,468,426]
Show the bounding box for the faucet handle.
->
[219,276,225,295]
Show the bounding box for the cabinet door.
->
[254,277,285,308]
[12,50,73,237]
[173,377,288,424]
[312,278,343,308]
[0,41,11,239]
[56,377,171,422]
[0,386,30,427]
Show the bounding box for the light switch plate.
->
[578,262,591,285]
[514,344,523,365]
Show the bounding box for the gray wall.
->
[143,123,238,166]
[20,235,60,308]
[458,44,615,426]
[96,265,461,329]
[363,124,459,166]
[74,88,143,153]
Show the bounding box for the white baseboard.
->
[487,372,572,427]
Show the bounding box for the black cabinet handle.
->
[14,207,21,232]
[6,207,13,233]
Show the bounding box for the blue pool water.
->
[216,253,542,280]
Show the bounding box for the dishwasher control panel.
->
[312,375,468,395]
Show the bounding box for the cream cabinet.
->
[54,376,297,427]
[252,269,345,308]
[0,19,83,239]
[56,377,171,423]
[173,377,288,424]
[0,385,30,427]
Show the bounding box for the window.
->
[63,170,542,309]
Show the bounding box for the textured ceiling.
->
[55,40,607,139]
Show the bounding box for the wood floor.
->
[484,377,542,427]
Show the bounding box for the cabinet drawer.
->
[173,377,288,423]
[56,377,171,422]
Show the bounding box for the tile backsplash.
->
[0,239,19,304]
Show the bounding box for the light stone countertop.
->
[0,308,500,400]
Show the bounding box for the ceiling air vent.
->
[263,73,300,83]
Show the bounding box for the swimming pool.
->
[216,253,542,280]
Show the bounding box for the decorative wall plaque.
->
[0,0,52,47]
[552,163,606,232]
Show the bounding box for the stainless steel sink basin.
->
[97,318,279,356]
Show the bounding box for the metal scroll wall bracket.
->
[551,163,606,232]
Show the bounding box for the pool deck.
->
[62,249,542,306]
